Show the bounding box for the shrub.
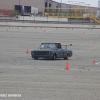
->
[10,10,20,17]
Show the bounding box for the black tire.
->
[52,54,56,60]
[64,54,70,60]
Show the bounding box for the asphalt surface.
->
[0,27,100,100]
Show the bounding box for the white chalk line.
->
[90,46,100,50]
[96,62,100,65]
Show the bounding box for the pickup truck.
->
[31,42,73,60]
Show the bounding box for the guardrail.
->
[0,25,99,29]
[0,16,99,25]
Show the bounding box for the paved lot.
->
[0,27,100,100]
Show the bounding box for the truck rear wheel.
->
[64,54,70,60]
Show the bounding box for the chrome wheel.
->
[52,54,56,60]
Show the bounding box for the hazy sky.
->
[54,0,99,7]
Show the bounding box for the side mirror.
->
[70,44,72,46]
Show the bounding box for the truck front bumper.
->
[32,55,53,59]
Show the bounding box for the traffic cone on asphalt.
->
[92,60,96,64]
[82,31,85,34]
[26,49,29,53]
[6,28,8,31]
[44,30,46,32]
[65,62,69,70]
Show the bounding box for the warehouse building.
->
[0,0,97,10]
[0,0,61,12]
[0,0,99,16]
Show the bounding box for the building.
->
[0,0,99,14]
[0,0,44,12]
[0,0,61,12]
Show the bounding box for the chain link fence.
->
[0,9,100,25]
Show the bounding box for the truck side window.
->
[59,44,61,48]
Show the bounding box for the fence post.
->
[93,12,95,25]
[58,15,59,24]
[34,10,35,23]
[4,13,6,22]
[70,11,71,24]
[23,16,24,23]
[10,10,12,22]
[47,15,48,23]
[58,10,60,24]
[82,12,83,25]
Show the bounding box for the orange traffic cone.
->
[92,60,96,64]
[65,62,69,70]
[6,28,8,31]
[26,49,29,53]
[44,30,46,32]
[81,31,85,35]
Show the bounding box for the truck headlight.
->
[31,52,34,55]
[48,52,51,54]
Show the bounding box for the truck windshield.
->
[40,43,56,49]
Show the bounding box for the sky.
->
[53,0,98,7]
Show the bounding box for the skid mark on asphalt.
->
[0,81,100,87]
[75,51,85,53]
[75,46,100,53]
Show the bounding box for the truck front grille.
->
[34,52,49,55]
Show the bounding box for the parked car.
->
[31,42,73,60]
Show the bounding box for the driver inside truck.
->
[56,43,61,49]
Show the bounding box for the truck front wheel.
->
[52,54,56,60]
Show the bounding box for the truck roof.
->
[41,42,60,44]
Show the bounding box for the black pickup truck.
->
[31,42,73,60]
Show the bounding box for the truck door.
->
[56,43,64,57]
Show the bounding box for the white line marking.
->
[90,46,99,50]
[96,62,100,65]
